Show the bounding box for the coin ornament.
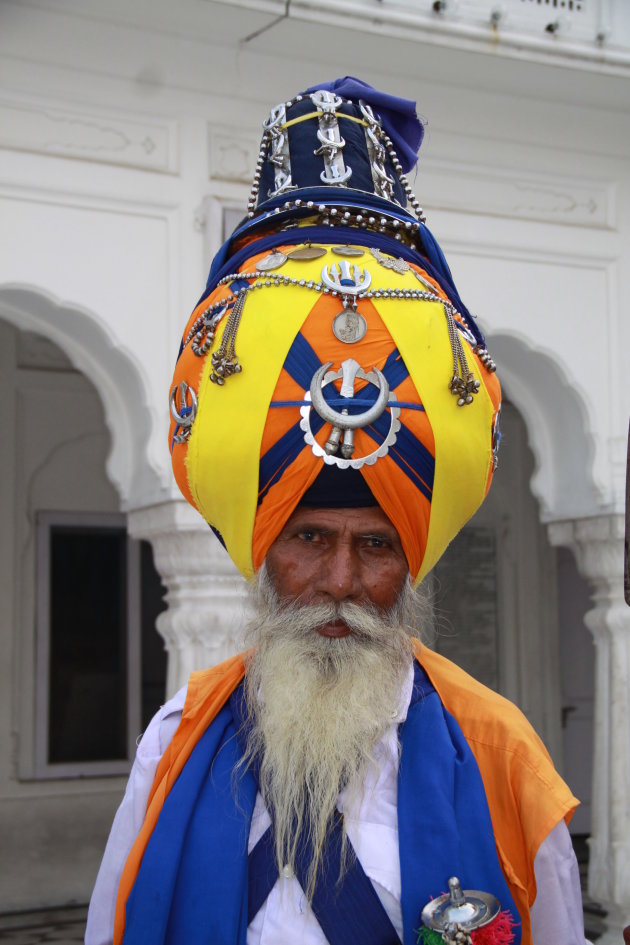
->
[287,245,327,260]
[256,252,287,272]
[332,308,368,344]
[332,245,365,257]
[369,246,409,275]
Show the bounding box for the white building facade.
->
[0,0,629,939]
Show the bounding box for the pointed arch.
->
[0,285,166,507]
[488,331,605,521]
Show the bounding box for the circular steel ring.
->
[310,362,389,430]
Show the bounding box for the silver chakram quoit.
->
[169,381,198,443]
[321,259,371,297]
[300,358,400,469]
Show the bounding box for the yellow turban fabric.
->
[169,239,501,585]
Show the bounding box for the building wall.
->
[0,322,127,910]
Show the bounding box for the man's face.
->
[264,506,410,638]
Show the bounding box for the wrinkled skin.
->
[265,506,410,638]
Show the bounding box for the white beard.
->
[240,567,428,899]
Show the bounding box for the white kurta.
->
[86,667,589,945]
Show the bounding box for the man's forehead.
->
[279,505,402,537]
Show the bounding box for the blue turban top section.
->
[303,76,424,174]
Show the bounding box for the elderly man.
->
[87,79,589,945]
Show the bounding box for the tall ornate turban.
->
[169,77,501,585]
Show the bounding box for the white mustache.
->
[266,599,398,640]
[254,564,428,645]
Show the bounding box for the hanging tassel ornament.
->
[444,305,480,406]
[471,910,516,944]
[416,912,516,945]
[210,289,248,385]
[417,928,449,945]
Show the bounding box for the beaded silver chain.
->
[181,269,496,403]
[380,129,426,223]
[209,290,247,384]
[248,196,423,250]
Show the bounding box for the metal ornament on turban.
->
[169,77,501,585]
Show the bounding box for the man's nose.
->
[317,542,363,601]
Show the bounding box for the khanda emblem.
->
[322,260,371,297]
[169,381,198,444]
[301,358,401,470]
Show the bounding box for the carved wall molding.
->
[419,157,615,229]
[208,127,259,183]
[0,97,178,174]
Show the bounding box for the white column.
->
[548,514,630,942]
[128,501,252,697]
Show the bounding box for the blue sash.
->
[123,662,521,944]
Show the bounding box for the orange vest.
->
[114,643,578,945]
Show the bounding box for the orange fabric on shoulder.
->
[416,643,579,945]
[114,644,577,945]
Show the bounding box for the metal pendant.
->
[256,252,287,272]
[411,267,436,291]
[369,246,409,274]
[169,381,198,443]
[287,245,327,260]
[332,245,365,257]
[492,405,502,471]
[264,103,297,199]
[310,89,352,186]
[421,877,500,944]
[332,308,368,344]
[300,358,400,468]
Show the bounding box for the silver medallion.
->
[332,308,368,344]
[256,251,287,272]
[369,246,409,274]
[332,245,365,257]
[287,245,327,260]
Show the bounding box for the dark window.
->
[48,525,128,763]
[35,511,167,778]
[140,540,168,731]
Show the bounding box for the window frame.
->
[34,510,141,779]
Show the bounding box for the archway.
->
[0,286,166,507]
[0,300,167,917]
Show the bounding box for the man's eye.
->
[364,535,389,548]
[297,530,320,542]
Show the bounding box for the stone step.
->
[0,906,86,945]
